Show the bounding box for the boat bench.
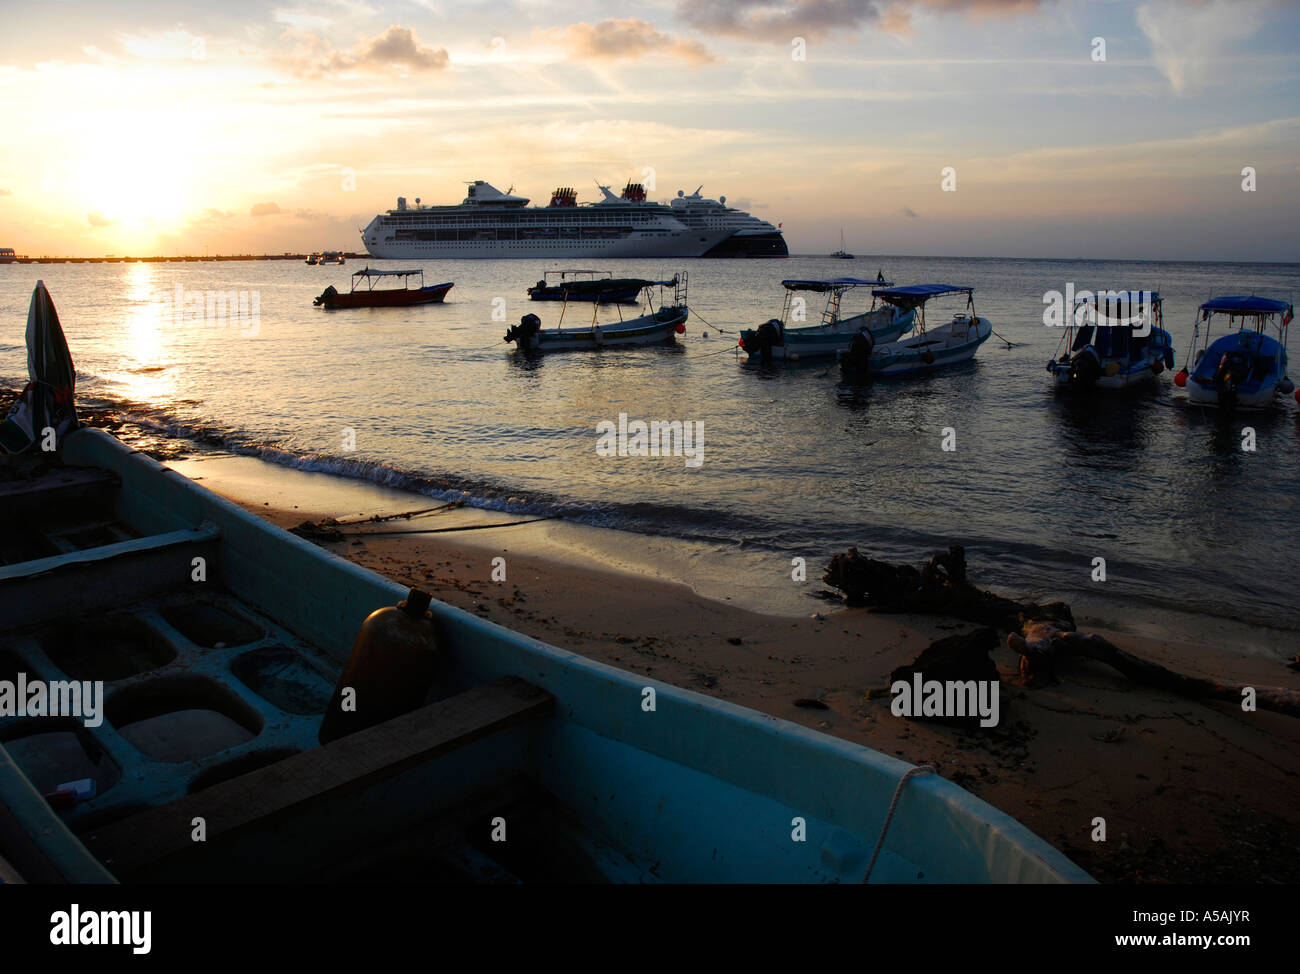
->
[81,677,554,882]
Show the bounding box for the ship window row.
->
[383,212,660,226]
[389,227,641,241]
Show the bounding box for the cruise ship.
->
[360,181,733,260]
[590,184,788,258]
[668,188,788,257]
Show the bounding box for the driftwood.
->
[1010,620,1300,719]
[823,545,1073,631]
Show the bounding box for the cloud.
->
[87,211,114,227]
[900,206,918,217]
[1136,0,1268,93]
[676,0,1040,41]
[282,24,449,77]
[543,18,718,65]
[250,202,284,216]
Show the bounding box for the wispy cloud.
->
[87,210,114,227]
[249,202,284,216]
[541,18,718,66]
[676,0,1041,41]
[1137,0,1270,93]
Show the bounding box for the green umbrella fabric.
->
[0,280,79,454]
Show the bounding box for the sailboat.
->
[831,229,855,260]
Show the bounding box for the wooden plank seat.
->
[81,677,555,881]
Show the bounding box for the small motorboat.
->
[1175,296,1294,410]
[305,253,321,265]
[840,284,992,378]
[318,251,345,266]
[527,270,644,304]
[1047,290,1175,390]
[738,277,912,362]
[504,274,688,352]
[314,268,453,309]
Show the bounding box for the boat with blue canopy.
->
[1175,295,1294,409]
[738,276,913,362]
[504,274,688,352]
[1047,290,1175,390]
[840,284,992,378]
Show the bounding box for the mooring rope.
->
[338,515,558,538]
[862,764,935,883]
[691,310,734,335]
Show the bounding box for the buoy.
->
[675,322,686,334]
[1174,369,1188,388]
[1295,388,1300,404]
[319,588,440,744]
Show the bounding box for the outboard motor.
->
[751,318,783,361]
[313,285,338,307]
[1215,350,1250,408]
[841,328,875,376]
[1068,345,1102,385]
[504,312,542,351]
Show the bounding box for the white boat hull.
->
[847,316,993,376]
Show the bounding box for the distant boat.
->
[1048,290,1175,390]
[318,251,345,266]
[830,229,855,260]
[841,284,992,377]
[0,248,17,265]
[527,270,643,304]
[738,277,913,362]
[305,253,320,265]
[1176,295,1294,409]
[314,268,453,308]
[505,275,688,352]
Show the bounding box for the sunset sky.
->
[1,0,1297,260]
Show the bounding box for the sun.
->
[69,116,197,229]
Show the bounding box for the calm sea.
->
[2,256,1297,648]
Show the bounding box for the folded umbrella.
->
[0,280,78,455]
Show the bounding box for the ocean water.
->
[2,256,1297,647]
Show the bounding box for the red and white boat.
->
[314,268,453,309]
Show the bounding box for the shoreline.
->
[183,450,1300,884]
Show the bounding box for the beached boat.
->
[0,282,1091,884]
[314,268,453,309]
[840,285,992,378]
[738,277,913,362]
[1047,290,1175,390]
[527,270,643,304]
[504,274,689,353]
[1174,296,1294,410]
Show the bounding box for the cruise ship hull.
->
[362,235,726,260]
[701,231,789,258]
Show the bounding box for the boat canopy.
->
[352,267,424,278]
[1199,296,1292,316]
[1074,290,1160,306]
[782,278,893,292]
[872,284,973,309]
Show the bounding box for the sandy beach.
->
[219,476,1300,885]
